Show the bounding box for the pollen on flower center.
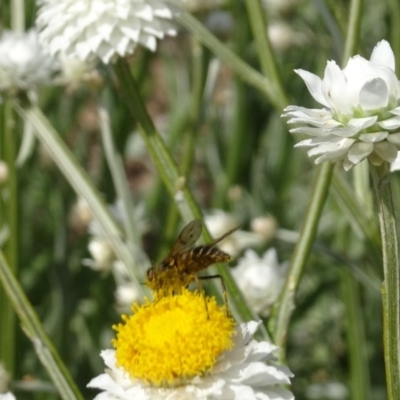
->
[112,290,235,387]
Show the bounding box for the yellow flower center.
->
[112,289,235,387]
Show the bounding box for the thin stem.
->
[244,0,289,106]
[370,164,400,400]
[11,0,24,32]
[176,12,278,107]
[269,163,334,351]
[0,101,17,376]
[340,270,370,400]
[342,0,364,64]
[0,249,84,400]
[112,59,270,339]
[388,0,400,76]
[98,100,139,246]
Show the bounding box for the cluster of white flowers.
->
[36,0,184,64]
[284,40,400,170]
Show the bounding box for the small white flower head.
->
[0,393,16,400]
[205,210,266,257]
[88,290,293,399]
[268,22,308,52]
[306,381,348,400]
[56,53,102,92]
[83,238,115,272]
[115,283,141,310]
[251,215,278,242]
[232,249,287,316]
[0,362,11,394]
[36,0,184,64]
[0,29,56,94]
[283,40,400,170]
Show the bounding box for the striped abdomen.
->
[177,245,231,273]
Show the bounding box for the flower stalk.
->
[370,163,400,400]
[0,101,18,376]
[0,249,84,400]
[269,162,334,351]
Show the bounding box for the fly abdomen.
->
[186,245,231,272]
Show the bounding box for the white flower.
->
[232,249,287,316]
[115,283,141,309]
[56,53,101,91]
[88,321,294,400]
[306,382,348,400]
[0,29,56,93]
[0,363,11,394]
[0,393,16,400]
[283,40,400,170]
[205,210,265,257]
[36,0,184,64]
[83,238,114,272]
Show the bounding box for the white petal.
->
[294,69,330,107]
[387,133,400,145]
[347,142,373,163]
[390,152,400,172]
[359,132,388,142]
[390,106,400,116]
[378,117,400,130]
[359,78,389,109]
[343,55,400,107]
[370,40,395,71]
[348,115,378,131]
[374,141,398,162]
[289,127,330,137]
[322,61,352,114]
[307,137,354,156]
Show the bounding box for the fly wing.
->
[169,219,202,256]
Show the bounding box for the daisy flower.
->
[88,290,294,399]
[0,29,56,94]
[36,0,185,64]
[283,40,400,170]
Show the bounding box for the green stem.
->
[269,162,334,351]
[370,164,400,400]
[388,0,400,76]
[340,270,370,400]
[331,172,381,266]
[0,101,17,377]
[244,0,289,106]
[342,0,364,64]
[176,12,278,107]
[112,59,269,338]
[0,250,83,400]
[98,100,139,246]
